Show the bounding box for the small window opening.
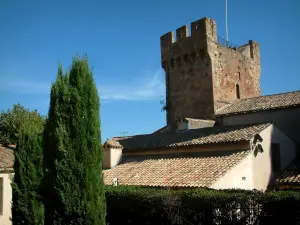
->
[238,72,241,80]
[236,84,240,99]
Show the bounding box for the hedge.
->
[105,186,300,225]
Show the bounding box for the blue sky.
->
[0,0,299,142]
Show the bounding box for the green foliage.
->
[0,103,45,145]
[105,186,300,225]
[11,118,45,225]
[43,55,106,225]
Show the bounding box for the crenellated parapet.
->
[160,17,217,70]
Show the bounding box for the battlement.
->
[160,17,217,66]
[160,17,216,50]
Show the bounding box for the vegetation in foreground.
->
[43,56,106,225]
[11,108,45,225]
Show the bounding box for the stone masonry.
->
[160,17,261,125]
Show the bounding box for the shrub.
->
[105,186,300,225]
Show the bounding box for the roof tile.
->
[274,159,300,185]
[103,150,250,188]
[0,144,14,169]
[104,123,272,151]
[215,90,300,116]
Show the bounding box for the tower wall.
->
[160,17,261,125]
[211,40,261,111]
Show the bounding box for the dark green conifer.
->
[43,56,106,225]
[11,119,45,225]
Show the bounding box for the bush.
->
[105,186,300,225]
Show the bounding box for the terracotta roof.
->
[0,144,14,170]
[103,139,123,149]
[215,90,300,116]
[103,150,251,187]
[274,159,300,185]
[103,122,272,151]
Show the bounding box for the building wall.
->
[0,173,12,225]
[212,124,297,191]
[103,148,111,169]
[160,17,261,124]
[211,41,261,111]
[103,148,122,169]
[252,124,297,190]
[219,107,300,146]
[123,142,250,157]
[211,153,253,190]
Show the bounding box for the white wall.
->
[252,124,297,190]
[0,173,12,225]
[212,124,297,191]
[103,148,122,169]
[211,153,253,190]
[110,148,122,168]
[219,107,300,146]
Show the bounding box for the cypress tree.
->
[43,56,106,224]
[11,123,44,224]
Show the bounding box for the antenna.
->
[121,132,128,137]
[225,0,229,46]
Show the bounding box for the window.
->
[271,143,281,173]
[238,72,241,80]
[236,84,240,99]
[0,177,3,215]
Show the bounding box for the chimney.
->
[177,118,189,132]
[176,118,215,132]
[103,139,123,169]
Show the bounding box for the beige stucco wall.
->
[211,124,297,191]
[252,124,297,190]
[103,148,111,169]
[103,148,122,169]
[211,153,253,190]
[219,107,300,146]
[0,173,12,225]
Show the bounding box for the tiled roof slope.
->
[215,90,300,116]
[103,150,251,187]
[103,123,272,151]
[0,144,14,169]
[274,159,300,185]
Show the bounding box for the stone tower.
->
[160,17,261,125]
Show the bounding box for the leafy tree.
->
[11,112,45,224]
[43,56,106,225]
[0,104,45,145]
